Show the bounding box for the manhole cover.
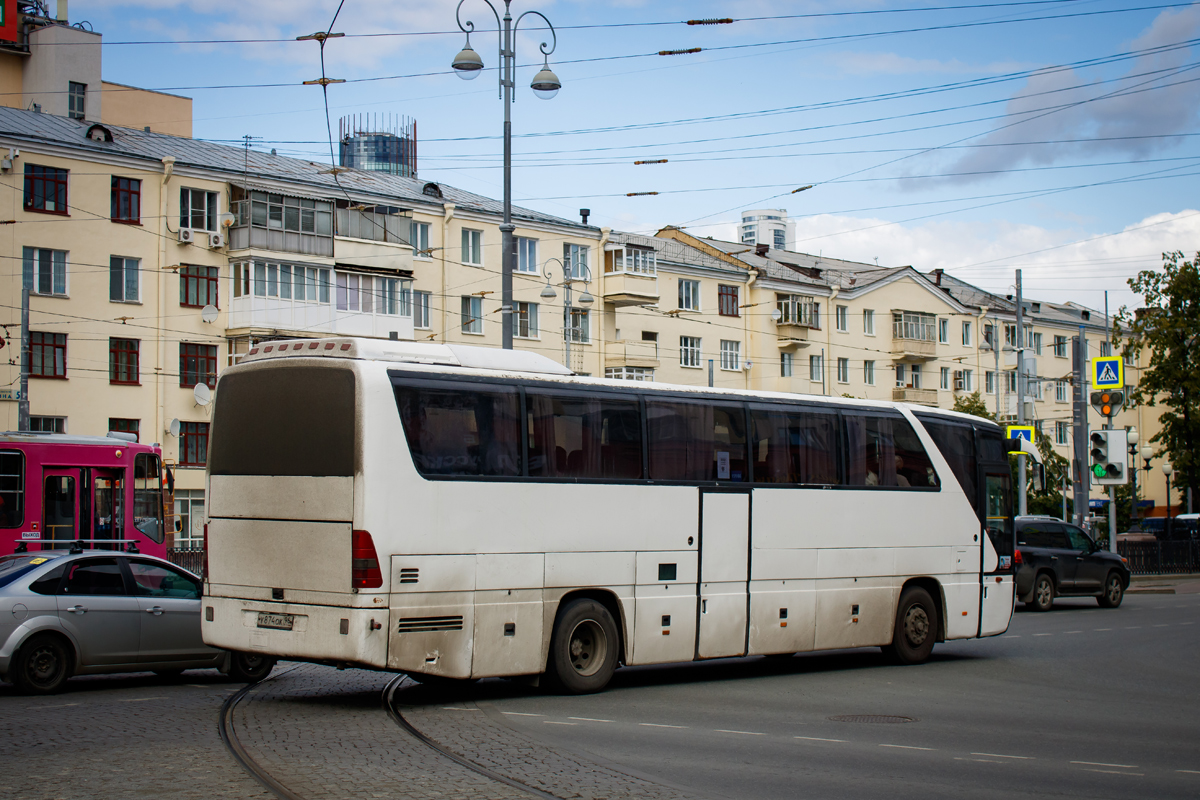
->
[828,715,917,724]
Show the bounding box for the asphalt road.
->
[474,593,1200,800]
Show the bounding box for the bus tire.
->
[546,598,619,694]
[11,633,72,695]
[226,651,277,683]
[883,586,938,665]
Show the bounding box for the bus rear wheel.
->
[883,586,938,665]
[547,598,619,694]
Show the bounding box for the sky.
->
[73,0,1200,313]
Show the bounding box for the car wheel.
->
[882,586,938,665]
[1098,572,1125,608]
[1031,574,1055,612]
[546,598,620,694]
[227,651,277,683]
[11,633,72,695]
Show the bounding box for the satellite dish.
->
[201,304,218,324]
[168,418,181,438]
[193,383,212,406]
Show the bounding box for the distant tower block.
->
[339,114,417,177]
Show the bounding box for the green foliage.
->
[951,391,994,421]
[1117,251,1200,503]
[1026,429,1072,516]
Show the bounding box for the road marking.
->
[543,721,577,726]
[1094,628,1112,631]
[1153,624,1171,628]
[1064,630,1083,634]
[971,753,1034,760]
[956,757,1005,763]
[715,729,766,736]
[795,736,848,743]
[1071,761,1137,768]
[1033,633,1053,637]
[568,717,612,723]
[118,697,166,702]
[880,744,935,751]
[440,707,479,712]
[39,703,80,708]
[501,712,545,717]
[1081,769,1144,776]
[1177,770,1200,774]
[640,723,688,729]
[1001,635,1021,638]
[1180,621,1194,625]
[1125,626,1142,629]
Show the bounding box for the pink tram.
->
[0,432,173,558]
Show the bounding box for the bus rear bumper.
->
[201,596,388,669]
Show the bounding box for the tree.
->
[1117,251,1200,511]
[952,391,993,420]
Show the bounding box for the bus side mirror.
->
[1032,463,1046,493]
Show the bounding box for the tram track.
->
[217,665,306,800]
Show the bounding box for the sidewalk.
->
[1128,574,1200,594]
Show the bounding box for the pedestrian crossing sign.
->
[1092,357,1124,390]
[1006,425,1034,443]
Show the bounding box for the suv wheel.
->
[1098,572,1125,608]
[1030,573,1055,611]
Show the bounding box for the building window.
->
[910,364,922,389]
[863,309,875,335]
[895,364,906,388]
[938,318,949,344]
[109,256,140,303]
[864,360,875,385]
[962,321,972,346]
[680,336,701,368]
[179,343,217,388]
[232,190,335,254]
[984,324,995,347]
[1053,335,1068,357]
[718,285,740,317]
[461,295,483,334]
[773,228,786,249]
[1100,341,1113,357]
[781,352,793,377]
[30,416,66,433]
[608,246,656,275]
[894,311,936,341]
[1006,371,1017,394]
[986,371,995,395]
[679,279,700,311]
[68,81,87,119]
[776,294,817,326]
[180,188,218,231]
[111,177,141,224]
[29,332,66,378]
[239,262,330,303]
[22,247,67,296]
[836,305,848,332]
[410,221,430,256]
[564,243,589,279]
[720,340,741,370]
[174,489,205,548]
[180,266,219,308]
[566,308,590,343]
[179,422,209,468]
[109,338,139,385]
[1004,324,1017,347]
[517,237,538,273]
[23,164,68,214]
[606,366,654,381]
[108,418,139,441]
[1033,332,1043,355]
[460,229,482,265]
[336,272,397,313]
[414,290,431,328]
[837,357,849,383]
[513,301,539,338]
[809,354,823,382]
[1056,379,1068,403]
[963,369,973,391]
[1055,421,1069,446]
[940,367,950,390]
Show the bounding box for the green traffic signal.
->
[1092,464,1106,478]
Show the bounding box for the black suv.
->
[1014,516,1131,611]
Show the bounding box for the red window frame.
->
[111,177,141,224]
[109,338,140,385]
[180,266,219,309]
[179,422,209,467]
[179,343,217,388]
[29,332,66,378]
[24,164,68,215]
[108,418,140,442]
[718,285,740,317]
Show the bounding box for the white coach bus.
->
[201,338,1015,693]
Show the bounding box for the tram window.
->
[526,391,642,480]
[395,382,521,477]
[647,400,746,482]
[845,412,938,488]
[0,450,24,528]
[750,405,839,485]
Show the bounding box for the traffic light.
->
[1088,429,1129,485]
[1090,390,1125,418]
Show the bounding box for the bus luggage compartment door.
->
[979,575,1014,636]
[697,490,750,659]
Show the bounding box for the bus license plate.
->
[257,612,294,631]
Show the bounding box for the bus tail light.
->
[352,529,383,589]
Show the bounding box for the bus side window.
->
[647,400,746,482]
[0,450,24,528]
[750,405,839,485]
[917,419,975,507]
[844,412,936,488]
[395,382,522,477]
[526,391,642,481]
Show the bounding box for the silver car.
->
[0,551,275,694]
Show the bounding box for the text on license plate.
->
[257,612,294,630]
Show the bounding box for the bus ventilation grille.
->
[399,568,419,584]
[396,615,464,633]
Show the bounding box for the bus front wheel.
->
[547,598,619,694]
[883,586,938,665]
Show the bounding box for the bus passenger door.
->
[979,471,1015,636]
[697,490,750,659]
[42,469,83,546]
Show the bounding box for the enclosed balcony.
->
[603,246,659,307]
[891,311,936,360]
[605,339,660,369]
[892,387,938,406]
[776,294,818,347]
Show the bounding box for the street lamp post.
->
[452,0,561,351]
[1127,427,1139,526]
[1163,462,1174,538]
[539,257,593,371]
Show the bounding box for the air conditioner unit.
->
[208,232,225,249]
[178,228,195,244]
[953,370,964,390]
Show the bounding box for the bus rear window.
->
[394,380,521,477]
[0,450,23,528]
[210,366,355,476]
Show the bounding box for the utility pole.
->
[1106,290,1116,551]
[991,314,1001,418]
[1072,326,1088,527]
[1015,270,1027,516]
[18,282,29,431]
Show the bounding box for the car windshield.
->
[0,553,62,589]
